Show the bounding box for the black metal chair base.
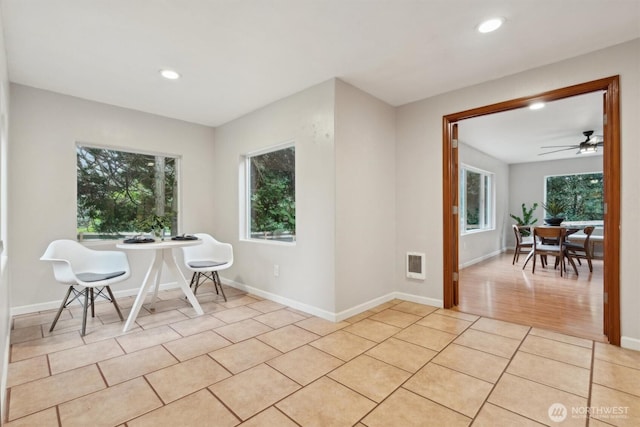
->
[50,285,124,336]
[189,271,227,302]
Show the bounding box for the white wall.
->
[212,79,397,317]
[395,39,640,346]
[334,80,396,312]
[8,84,216,308]
[0,11,10,422]
[212,80,337,314]
[458,142,509,267]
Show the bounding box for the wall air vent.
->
[406,252,426,280]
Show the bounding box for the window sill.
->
[239,238,296,247]
[80,239,123,248]
[461,228,495,236]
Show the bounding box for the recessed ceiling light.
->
[529,102,545,110]
[160,69,180,80]
[478,17,504,33]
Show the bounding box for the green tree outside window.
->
[249,146,295,241]
[545,172,603,221]
[77,146,177,239]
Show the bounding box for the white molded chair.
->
[40,239,131,335]
[181,233,233,302]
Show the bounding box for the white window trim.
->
[460,163,495,235]
[543,170,604,221]
[239,141,296,245]
[76,142,182,242]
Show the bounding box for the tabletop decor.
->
[542,201,566,226]
[137,213,172,240]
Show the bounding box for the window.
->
[460,165,494,233]
[77,145,178,240]
[245,144,295,242]
[545,172,603,222]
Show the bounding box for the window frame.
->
[76,142,182,242]
[240,141,296,245]
[459,164,495,235]
[543,170,604,225]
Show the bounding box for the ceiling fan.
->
[539,130,603,156]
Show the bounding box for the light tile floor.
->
[5,283,640,426]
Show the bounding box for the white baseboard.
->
[393,292,443,309]
[1,315,9,424]
[459,249,504,269]
[10,276,443,325]
[220,278,338,321]
[10,282,179,317]
[220,277,443,322]
[333,293,398,322]
[621,336,640,351]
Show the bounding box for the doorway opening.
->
[442,76,620,345]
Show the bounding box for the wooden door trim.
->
[442,123,459,307]
[442,76,621,345]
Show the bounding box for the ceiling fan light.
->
[160,69,181,80]
[529,102,545,110]
[478,17,504,33]
[579,145,598,154]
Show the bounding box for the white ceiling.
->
[459,91,605,164]
[1,0,639,136]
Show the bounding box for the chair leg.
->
[522,250,534,270]
[105,286,124,321]
[566,254,579,276]
[50,286,74,333]
[81,287,90,336]
[512,246,518,264]
[214,272,227,302]
[189,271,211,295]
[194,272,202,295]
[90,288,95,318]
[532,253,537,274]
[209,272,219,295]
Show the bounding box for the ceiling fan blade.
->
[538,131,604,157]
[538,147,576,156]
[540,144,579,148]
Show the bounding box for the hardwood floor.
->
[457,252,606,342]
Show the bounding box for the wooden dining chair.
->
[512,225,533,264]
[564,226,595,272]
[522,226,578,276]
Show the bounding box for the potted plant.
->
[541,200,566,226]
[509,202,538,236]
[138,213,173,240]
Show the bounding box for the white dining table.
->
[116,239,204,331]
